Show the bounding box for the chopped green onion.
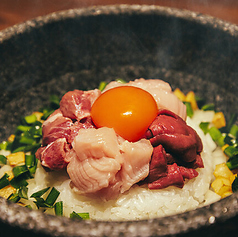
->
[24,114,37,124]
[7,193,20,203]
[0,173,10,189]
[70,211,90,220]
[208,127,222,142]
[45,187,60,206]
[0,141,8,150]
[30,187,50,198]
[224,146,238,158]
[183,102,193,118]
[226,155,238,170]
[25,154,36,168]
[19,136,36,145]
[201,103,215,111]
[232,176,238,192]
[54,201,63,216]
[98,81,107,91]
[10,177,28,189]
[18,186,28,199]
[16,125,32,133]
[0,155,7,165]
[25,205,32,209]
[230,124,238,139]
[199,122,210,134]
[226,113,237,133]
[12,165,29,178]
[116,78,127,84]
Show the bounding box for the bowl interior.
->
[0,5,238,237]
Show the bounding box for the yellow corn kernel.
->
[174,88,186,101]
[221,191,233,198]
[218,184,232,196]
[211,177,231,195]
[0,185,16,199]
[222,144,229,152]
[7,152,25,166]
[32,111,44,121]
[213,163,233,179]
[7,134,15,143]
[212,112,226,129]
[5,170,14,181]
[230,173,237,183]
[185,91,198,110]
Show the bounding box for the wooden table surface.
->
[0,0,238,31]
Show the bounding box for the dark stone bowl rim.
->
[0,4,238,237]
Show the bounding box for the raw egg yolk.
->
[91,86,158,142]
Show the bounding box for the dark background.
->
[0,0,238,31]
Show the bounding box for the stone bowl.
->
[0,5,238,237]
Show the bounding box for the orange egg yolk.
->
[91,86,158,142]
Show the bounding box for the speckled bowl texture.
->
[0,5,238,237]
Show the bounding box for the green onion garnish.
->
[54,201,63,216]
[98,81,107,91]
[30,187,50,198]
[224,146,238,158]
[201,103,215,111]
[18,186,28,199]
[12,165,29,178]
[7,193,20,203]
[116,78,127,84]
[0,155,7,165]
[208,127,222,142]
[0,173,10,189]
[232,176,238,192]
[70,211,90,220]
[227,155,238,170]
[230,124,238,139]
[45,187,60,206]
[24,114,37,124]
[183,102,193,118]
[199,122,210,134]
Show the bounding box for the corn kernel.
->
[212,112,226,129]
[185,91,198,110]
[221,191,233,198]
[7,152,25,166]
[213,163,233,179]
[174,88,186,101]
[32,111,44,122]
[7,134,15,143]
[230,174,237,183]
[218,184,232,196]
[211,177,231,194]
[0,185,16,199]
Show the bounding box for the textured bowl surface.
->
[0,5,238,237]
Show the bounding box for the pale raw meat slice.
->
[68,156,121,193]
[67,127,153,200]
[119,139,153,193]
[103,78,186,120]
[71,127,122,162]
[67,128,123,195]
[60,89,101,120]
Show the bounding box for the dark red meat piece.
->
[148,163,198,189]
[145,109,203,190]
[36,138,71,170]
[145,109,203,164]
